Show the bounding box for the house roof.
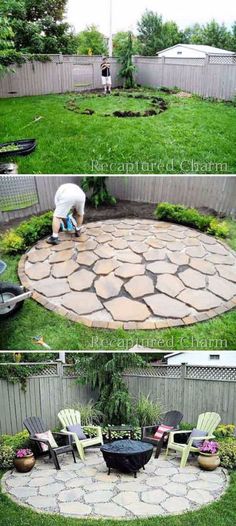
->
[157,44,234,55]
[164,352,184,359]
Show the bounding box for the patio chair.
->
[166,412,221,468]
[23,416,76,470]
[141,410,183,458]
[58,408,103,461]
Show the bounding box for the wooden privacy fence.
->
[1,176,236,224]
[123,363,236,425]
[0,55,121,98]
[134,55,236,100]
[0,362,97,435]
[0,362,236,434]
[0,54,235,100]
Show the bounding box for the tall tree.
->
[76,25,108,56]
[75,353,145,425]
[118,32,137,88]
[113,31,140,57]
[162,21,183,49]
[137,10,163,55]
[0,0,77,54]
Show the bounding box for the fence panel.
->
[108,176,236,216]
[123,365,236,425]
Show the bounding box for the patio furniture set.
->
[23,409,221,476]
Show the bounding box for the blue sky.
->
[66,0,235,35]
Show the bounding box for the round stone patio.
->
[18,219,236,330]
[2,449,228,519]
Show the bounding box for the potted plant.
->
[13,448,35,473]
[198,441,221,471]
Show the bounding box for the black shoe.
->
[75,229,82,238]
[47,236,61,245]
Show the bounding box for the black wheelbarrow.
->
[0,260,32,318]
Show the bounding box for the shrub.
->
[215,424,236,439]
[81,177,116,208]
[0,445,15,469]
[0,211,53,254]
[179,422,196,431]
[133,394,163,427]
[154,202,229,238]
[70,400,104,426]
[102,426,141,441]
[0,230,25,253]
[0,430,29,450]
[219,438,236,470]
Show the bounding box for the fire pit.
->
[100,439,153,478]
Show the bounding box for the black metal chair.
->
[141,410,183,458]
[23,416,76,470]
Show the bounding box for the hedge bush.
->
[0,212,53,254]
[0,430,29,451]
[215,424,236,439]
[219,438,236,470]
[154,203,229,238]
[0,445,15,469]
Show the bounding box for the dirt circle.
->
[19,219,236,330]
[66,91,168,118]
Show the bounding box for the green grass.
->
[0,89,235,174]
[0,469,236,526]
[0,219,236,351]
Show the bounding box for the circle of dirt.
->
[65,91,168,119]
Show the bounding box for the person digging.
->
[47,183,86,245]
[101,57,112,95]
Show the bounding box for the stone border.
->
[18,221,236,331]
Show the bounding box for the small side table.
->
[108,425,134,442]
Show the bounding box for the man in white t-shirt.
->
[47,183,86,245]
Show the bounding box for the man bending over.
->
[47,183,86,245]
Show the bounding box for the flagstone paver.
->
[68,269,95,291]
[95,274,123,299]
[20,220,236,329]
[52,261,78,278]
[145,294,191,318]
[105,298,150,321]
[49,250,73,264]
[3,450,228,519]
[25,262,51,281]
[27,249,51,263]
[125,276,154,298]
[179,269,206,289]
[156,274,185,297]
[33,277,70,297]
[62,292,103,315]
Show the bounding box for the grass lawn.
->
[0,219,236,351]
[0,469,236,526]
[0,89,235,174]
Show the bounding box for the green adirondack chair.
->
[166,412,221,468]
[58,409,103,461]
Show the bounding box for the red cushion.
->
[154,425,173,441]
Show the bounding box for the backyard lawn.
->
[0,217,236,351]
[0,89,235,174]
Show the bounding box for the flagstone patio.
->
[2,449,228,519]
[18,219,236,330]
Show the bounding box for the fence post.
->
[56,361,64,378]
[181,363,187,420]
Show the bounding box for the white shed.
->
[164,351,236,366]
[157,44,234,58]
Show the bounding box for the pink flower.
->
[16,448,32,458]
[199,441,219,454]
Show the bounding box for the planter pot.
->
[14,454,36,473]
[198,453,220,471]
